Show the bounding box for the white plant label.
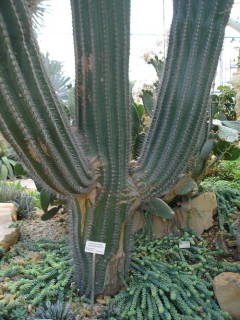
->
[85,240,106,255]
[179,241,191,249]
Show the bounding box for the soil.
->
[20,208,69,242]
[202,212,240,262]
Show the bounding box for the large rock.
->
[179,191,216,235]
[0,225,19,251]
[213,272,240,320]
[133,192,217,237]
[18,179,37,191]
[0,203,19,251]
[0,203,17,222]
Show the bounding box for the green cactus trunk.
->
[70,195,132,296]
[0,0,233,296]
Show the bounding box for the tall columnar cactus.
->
[0,0,233,295]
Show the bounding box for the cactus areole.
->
[0,0,233,296]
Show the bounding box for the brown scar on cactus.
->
[39,140,50,157]
[27,142,40,163]
[77,187,97,235]
[104,220,126,295]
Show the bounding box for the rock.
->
[132,211,145,233]
[0,203,17,222]
[0,203,19,251]
[0,225,19,251]
[132,192,217,237]
[18,179,37,191]
[179,191,217,235]
[213,272,240,320]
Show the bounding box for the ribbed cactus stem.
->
[0,0,94,194]
[71,0,131,187]
[134,0,233,198]
[70,194,131,295]
[69,1,133,294]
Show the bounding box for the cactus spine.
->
[0,0,234,296]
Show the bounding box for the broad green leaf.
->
[1,156,14,177]
[142,198,175,219]
[40,190,52,212]
[176,178,198,196]
[14,163,26,176]
[141,90,154,116]
[222,121,240,132]
[41,205,62,221]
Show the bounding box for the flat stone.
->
[213,272,240,319]
[0,224,19,251]
[0,203,17,223]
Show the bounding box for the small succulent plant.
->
[33,301,74,320]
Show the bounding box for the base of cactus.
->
[69,196,132,296]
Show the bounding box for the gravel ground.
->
[20,208,69,241]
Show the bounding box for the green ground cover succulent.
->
[201,178,240,234]
[109,230,240,320]
[0,239,72,320]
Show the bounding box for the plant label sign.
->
[179,241,191,249]
[85,240,106,255]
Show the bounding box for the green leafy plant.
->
[215,159,240,181]
[0,247,5,260]
[211,85,236,120]
[43,52,71,102]
[0,141,17,180]
[201,178,240,234]
[0,0,234,295]
[0,181,35,219]
[38,188,64,220]
[32,301,74,320]
[27,0,49,30]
